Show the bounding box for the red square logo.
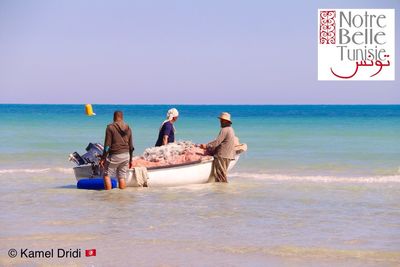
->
[85,249,96,257]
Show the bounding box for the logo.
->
[85,249,96,257]
[318,9,395,80]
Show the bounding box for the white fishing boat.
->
[72,146,246,187]
[127,155,240,187]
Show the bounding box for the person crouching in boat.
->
[99,111,134,190]
[155,108,179,146]
[200,112,236,183]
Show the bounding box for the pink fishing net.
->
[130,141,211,168]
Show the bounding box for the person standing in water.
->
[200,112,236,183]
[99,111,134,190]
[155,108,179,146]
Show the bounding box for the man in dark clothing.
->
[155,121,175,146]
[155,108,179,146]
[99,111,134,190]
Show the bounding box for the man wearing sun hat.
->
[200,112,236,182]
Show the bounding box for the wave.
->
[1,168,399,184]
[0,167,73,174]
[230,172,400,183]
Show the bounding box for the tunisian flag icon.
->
[85,249,96,257]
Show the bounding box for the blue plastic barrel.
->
[77,178,117,190]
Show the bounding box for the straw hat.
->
[218,112,232,122]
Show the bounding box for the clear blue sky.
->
[0,0,398,104]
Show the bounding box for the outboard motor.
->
[69,143,104,177]
[69,152,86,165]
[69,143,104,166]
[82,143,104,165]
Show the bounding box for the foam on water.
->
[1,167,399,184]
[0,167,73,175]
[230,172,400,183]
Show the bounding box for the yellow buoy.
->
[85,104,96,116]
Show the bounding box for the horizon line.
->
[0,103,399,106]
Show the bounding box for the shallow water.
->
[0,105,399,266]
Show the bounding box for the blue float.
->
[77,178,117,190]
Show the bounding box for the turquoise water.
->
[1,104,399,176]
[0,105,399,266]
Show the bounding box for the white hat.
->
[167,108,179,120]
[218,112,232,122]
[160,108,179,132]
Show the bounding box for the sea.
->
[0,104,399,266]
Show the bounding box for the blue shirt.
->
[155,121,175,146]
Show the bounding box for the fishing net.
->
[131,141,211,168]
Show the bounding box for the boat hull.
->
[73,156,239,187]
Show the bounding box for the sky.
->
[0,0,399,104]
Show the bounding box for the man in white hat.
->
[200,112,236,182]
[155,108,179,146]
